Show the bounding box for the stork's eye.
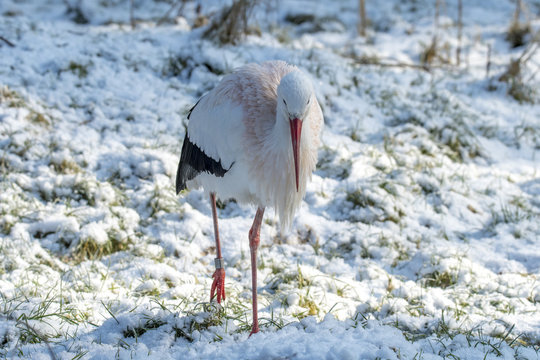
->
[306,98,310,105]
[283,99,287,106]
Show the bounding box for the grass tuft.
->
[67,61,89,79]
[123,318,166,338]
[506,21,530,48]
[0,86,26,108]
[71,235,131,263]
[424,271,457,289]
[51,159,81,174]
[346,189,376,208]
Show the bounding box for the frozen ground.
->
[1,0,539,359]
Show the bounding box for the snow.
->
[0,0,539,359]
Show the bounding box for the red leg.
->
[209,193,226,303]
[249,207,265,336]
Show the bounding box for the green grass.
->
[267,268,309,291]
[148,185,183,218]
[51,159,82,174]
[316,145,352,180]
[345,187,405,225]
[66,61,90,79]
[0,290,88,349]
[424,271,457,289]
[25,110,50,127]
[346,188,377,209]
[162,54,189,77]
[123,317,166,339]
[0,86,26,108]
[71,235,131,263]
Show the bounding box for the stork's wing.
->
[175,93,245,194]
[175,133,228,194]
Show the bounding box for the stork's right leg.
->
[249,207,265,335]
[209,192,225,303]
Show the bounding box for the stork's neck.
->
[266,105,312,229]
[273,112,290,147]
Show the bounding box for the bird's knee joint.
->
[250,238,260,248]
[249,227,260,240]
[249,234,260,250]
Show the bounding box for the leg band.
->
[214,257,224,269]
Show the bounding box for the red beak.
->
[289,118,302,192]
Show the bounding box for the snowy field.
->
[1,0,540,359]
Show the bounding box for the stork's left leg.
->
[248,207,265,335]
[209,192,226,303]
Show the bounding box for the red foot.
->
[210,268,226,303]
[249,324,259,337]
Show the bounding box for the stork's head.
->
[277,70,314,192]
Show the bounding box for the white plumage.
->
[176,60,323,334]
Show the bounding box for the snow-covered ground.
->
[1,0,539,359]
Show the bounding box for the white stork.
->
[176,60,323,335]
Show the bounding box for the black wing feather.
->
[186,99,199,120]
[175,100,229,194]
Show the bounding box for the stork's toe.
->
[210,268,226,303]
